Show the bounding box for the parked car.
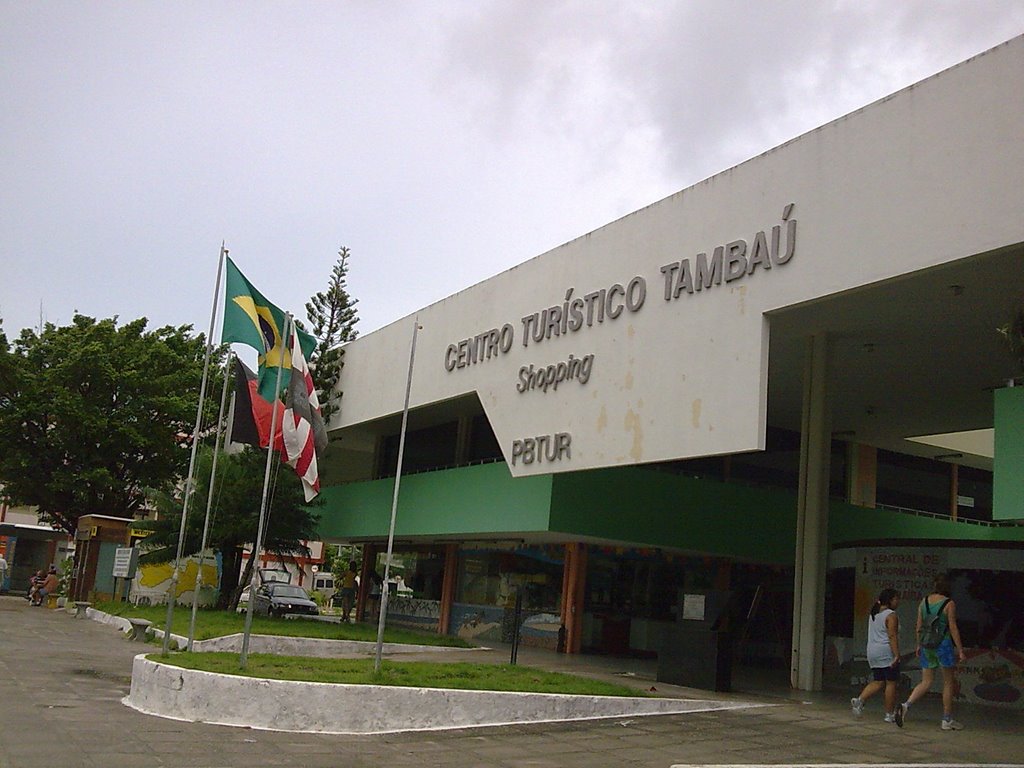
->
[236,585,252,613]
[252,582,319,618]
[258,567,291,585]
[236,568,293,613]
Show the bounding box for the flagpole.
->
[187,352,233,650]
[374,316,420,673]
[162,243,226,656]
[240,314,291,669]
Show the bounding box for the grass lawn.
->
[93,600,471,647]
[154,652,649,697]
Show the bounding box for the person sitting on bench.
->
[32,566,58,606]
[26,570,44,603]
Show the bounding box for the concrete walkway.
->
[1,595,1022,768]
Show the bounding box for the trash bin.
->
[657,624,733,692]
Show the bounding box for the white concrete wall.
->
[335,37,1024,477]
[126,655,758,734]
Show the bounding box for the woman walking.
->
[851,587,902,723]
[895,574,966,730]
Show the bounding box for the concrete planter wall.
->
[125,655,754,735]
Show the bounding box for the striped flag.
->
[281,325,328,501]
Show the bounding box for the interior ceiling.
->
[766,244,1024,471]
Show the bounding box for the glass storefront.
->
[450,545,565,648]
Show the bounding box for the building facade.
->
[315,38,1024,692]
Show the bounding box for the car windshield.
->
[272,585,309,599]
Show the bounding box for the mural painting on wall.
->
[521,613,561,649]
[131,553,220,606]
[851,546,1024,708]
[958,648,1024,707]
[855,547,948,655]
[386,596,440,632]
[451,604,560,650]
[453,604,504,643]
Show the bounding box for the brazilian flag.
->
[222,256,316,399]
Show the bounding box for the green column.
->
[993,386,1024,521]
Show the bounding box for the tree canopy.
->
[0,314,213,535]
[305,246,359,425]
[140,446,320,609]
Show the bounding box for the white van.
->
[312,572,336,603]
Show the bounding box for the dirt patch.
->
[72,668,132,685]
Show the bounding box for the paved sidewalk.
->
[1,595,1021,768]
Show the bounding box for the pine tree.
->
[305,246,359,425]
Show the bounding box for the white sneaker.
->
[884,713,896,723]
[941,719,964,731]
[851,697,864,717]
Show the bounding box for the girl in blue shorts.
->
[895,574,966,730]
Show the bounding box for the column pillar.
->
[357,543,378,622]
[561,543,588,654]
[846,443,877,508]
[438,543,458,635]
[455,416,473,464]
[791,333,831,692]
[949,463,959,521]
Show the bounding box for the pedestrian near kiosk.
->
[340,561,358,623]
[32,566,58,606]
[895,573,966,730]
[26,569,44,603]
[0,551,8,593]
[851,587,902,723]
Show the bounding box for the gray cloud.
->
[1,2,1021,345]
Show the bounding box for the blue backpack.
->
[919,598,951,649]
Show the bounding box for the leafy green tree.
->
[329,543,361,584]
[305,246,359,424]
[140,446,320,609]
[0,315,212,535]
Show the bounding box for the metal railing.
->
[872,502,1021,528]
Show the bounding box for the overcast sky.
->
[2,2,1022,347]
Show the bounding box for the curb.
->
[124,654,764,735]
[84,607,469,655]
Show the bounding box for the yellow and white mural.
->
[131,551,220,606]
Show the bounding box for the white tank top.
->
[866,607,895,668]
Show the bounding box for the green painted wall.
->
[548,467,798,564]
[993,386,1024,521]
[316,462,553,540]
[316,462,1024,557]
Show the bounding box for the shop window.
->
[947,568,1023,650]
[378,421,459,477]
[383,547,446,600]
[955,466,993,522]
[826,567,855,637]
[468,414,502,462]
[876,450,954,516]
[454,547,563,613]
